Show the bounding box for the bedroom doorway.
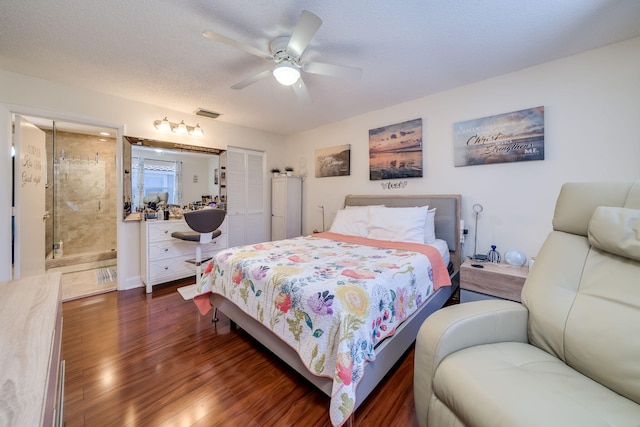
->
[13,115,118,300]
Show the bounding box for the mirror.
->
[123,136,224,221]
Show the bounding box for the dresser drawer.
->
[142,216,229,291]
[147,220,190,242]
[201,233,228,255]
[148,239,193,260]
[148,257,194,282]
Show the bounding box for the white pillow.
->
[368,206,428,243]
[345,204,384,209]
[329,208,370,237]
[424,207,437,243]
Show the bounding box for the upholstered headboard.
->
[344,194,462,271]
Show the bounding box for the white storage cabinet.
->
[271,176,302,240]
[141,217,228,293]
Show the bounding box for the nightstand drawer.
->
[460,259,528,302]
[460,288,499,303]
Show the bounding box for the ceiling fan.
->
[203,10,363,103]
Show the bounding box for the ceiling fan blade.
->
[287,10,322,58]
[291,78,312,104]
[203,30,271,59]
[231,69,273,90]
[302,61,363,79]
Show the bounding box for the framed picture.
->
[369,118,423,180]
[454,106,544,167]
[315,144,351,177]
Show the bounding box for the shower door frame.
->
[49,124,115,261]
[1,104,124,285]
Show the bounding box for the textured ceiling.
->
[1,0,640,136]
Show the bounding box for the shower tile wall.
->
[45,130,117,257]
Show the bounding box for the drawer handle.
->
[164,230,168,234]
[164,248,169,252]
[164,266,169,270]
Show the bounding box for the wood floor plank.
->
[62,280,432,426]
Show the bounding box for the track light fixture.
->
[154,117,203,137]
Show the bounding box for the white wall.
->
[286,37,640,261]
[0,70,286,285]
[178,155,211,204]
[2,36,639,284]
[208,155,220,199]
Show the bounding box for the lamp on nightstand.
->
[318,204,325,231]
[472,203,488,261]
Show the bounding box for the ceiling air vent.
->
[194,108,221,119]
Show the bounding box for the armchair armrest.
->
[414,300,529,426]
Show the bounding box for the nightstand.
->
[460,258,528,302]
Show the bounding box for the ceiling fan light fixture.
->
[273,61,300,86]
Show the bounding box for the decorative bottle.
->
[487,245,501,263]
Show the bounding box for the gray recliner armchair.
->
[143,191,169,208]
[414,181,640,427]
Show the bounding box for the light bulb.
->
[155,117,171,132]
[273,61,300,86]
[175,120,188,134]
[190,124,203,137]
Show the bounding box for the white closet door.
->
[245,150,265,244]
[226,147,265,247]
[226,149,246,248]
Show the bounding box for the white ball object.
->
[504,250,527,266]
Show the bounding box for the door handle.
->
[43,211,51,221]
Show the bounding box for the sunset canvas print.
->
[369,118,423,180]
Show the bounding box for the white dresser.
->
[141,217,228,293]
[0,272,64,426]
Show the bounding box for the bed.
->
[193,194,461,426]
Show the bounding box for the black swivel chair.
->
[172,208,226,320]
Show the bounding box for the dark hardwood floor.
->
[62,278,455,426]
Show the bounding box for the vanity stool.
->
[171,208,226,321]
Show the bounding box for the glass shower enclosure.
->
[43,120,117,269]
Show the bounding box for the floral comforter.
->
[194,231,450,426]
